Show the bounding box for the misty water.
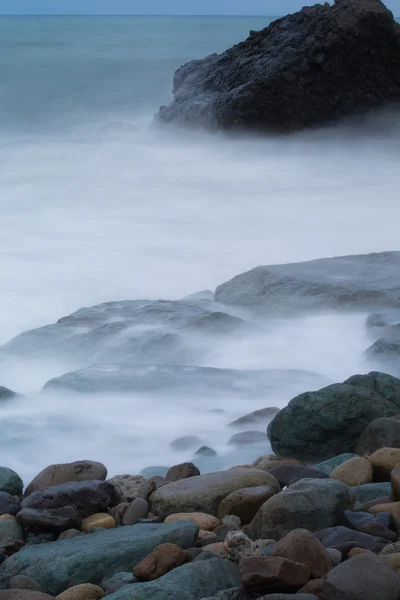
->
[1,16,400,482]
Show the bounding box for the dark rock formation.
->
[156,0,400,132]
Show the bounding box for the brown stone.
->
[108,502,129,526]
[299,578,325,600]
[270,528,332,578]
[391,465,400,500]
[164,512,220,531]
[369,502,400,523]
[165,463,200,482]
[218,486,277,524]
[24,461,107,497]
[348,547,368,558]
[369,448,400,480]
[240,555,311,591]
[80,513,116,532]
[382,552,400,573]
[202,542,224,557]
[133,543,188,581]
[197,530,218,544]
[0,514,15,520]
[252,455,304,473]
[330,457,373,487]
[56,584,104,600]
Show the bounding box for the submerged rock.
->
[215,252,400,313]
[156,0,400,133]
[268,372,400,459]
[0,387,18,401]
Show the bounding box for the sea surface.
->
[0,16,400,481]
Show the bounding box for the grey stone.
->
[194,447,217,458]
[103,559,241,600]
[0,468,23,497]
[122,498,149,526]
[218,486,278,525]
[16,506,81,531]
[21,480,118,518]
[149,468,279,516]
[101,572,137,594]
[315,526,387,553]
[7,576,44,592]
[0,519,25,547]
[0,492,21,517]
[0,521,198,595]
[58,528,81,540]
[356,417,400,454]
[268,372,400,459]
[24,460,107,497]
[351,482,392,503]
[215,252,400,313]
[140,467,169,478]
[228,408,280,429]
[108,474,154,501]
[166,462,200,482]
[171,436,204,451]
[248,478,352,541]
[0,387,18,400]
[228,431,267,447]
[323,552,400,600]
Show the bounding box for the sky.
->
[3,0,296,15]
[0,0,398,15]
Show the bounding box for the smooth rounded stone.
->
[165,512,220,531]
[315,526,388,553]
[269,466,328,488]
[109,503,129,526]
[313,454,360,476]
[133,542,189,581]
[96,558,241,600]
[240,555,311,591]
[0,518,24,546]
[24,461,107,498]
[359,521,397,542]
[344,510,396,541]
[166,463,200,483]
[100,572,136,595]
[17,507,82,532]
[0,493,20,517]
[217,486,277,524]
[326,548,342,567]
[351,482,392,504]
[228,407,280,429]
[269,529,332,578]
[202,543,224,557]
[149,468,279,517]
[170,437,204,452]
[356,417,400,455]
[298,579,324,600]
[348,547,368,558]
[323,552,400,600]
[390,465,400,500]
[252,456,304,473]
[56,583,105,600]
[139,467,169,478]
[369,448,400,480]
[8,577,44,592]
[330,457,373,487]
[0,468,23,497]
[222,531,262,562]
[81,513,116,532]
[228,431,266,447]
[121,498,149,526]
[147,476,167,490]
[248,479,352,541]
[369,502,400,523]
[21,481,118,519]
[197,530,218,546]
[0,522,198,595]
[0,593,54,600]
[108,475,154,502]
[381,553,400,573]
[58,529,81,541]
[194,447,217,458]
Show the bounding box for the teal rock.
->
[0,521,198,595]
[0,468,23,496]
[352,482,392,503]
[248,478,353,540]
[314,454,360,475]
[105,559,240,600]
[268,372,400,459]
[0,519,24,545]
[101,572,137,594]
[140,467,169,478]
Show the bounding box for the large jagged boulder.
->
[267,372,400,460]
[156,0,400,132]
[215,252,400,314]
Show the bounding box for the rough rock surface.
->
[0,522,198,595]
[268,372,400,459]
[240,555,311,591]
[356,417,400,454]
[215,252,400,313]
[218,486,277,524]
[149,469,278,516]
[330,457,373,486]
[133,543,188,581]
[24,461,107,497]
[269,529,332,578]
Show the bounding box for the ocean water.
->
[1,16,400,482]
